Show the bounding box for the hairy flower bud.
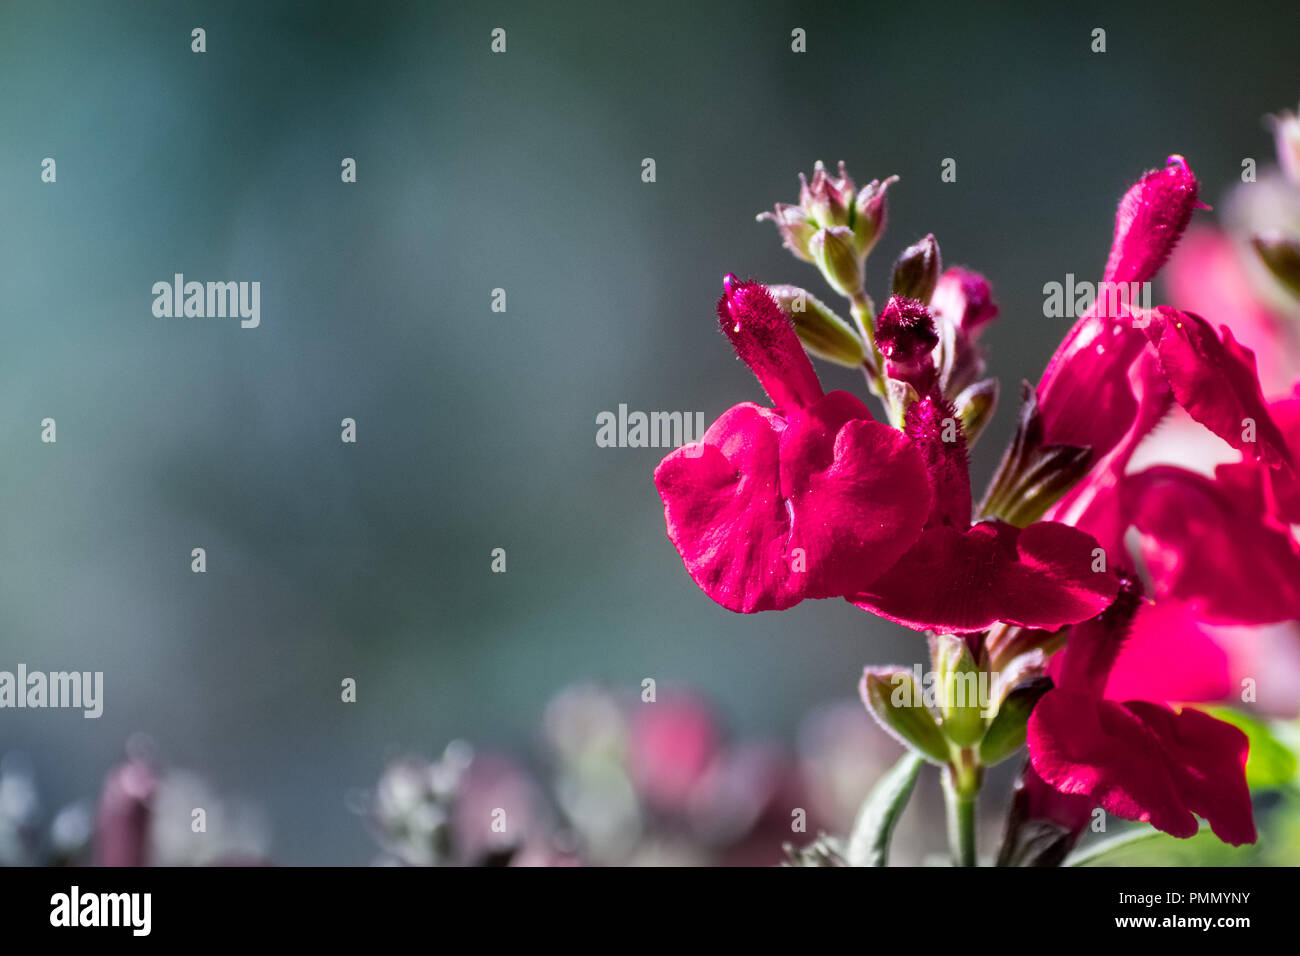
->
[877,296,939,393]
[1103,154,1200,285]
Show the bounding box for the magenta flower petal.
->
[655,392,931,613]
[1036,313,1148,455]
[1259,386,1300,521]
[929,266,999,336]
[902,393,970,528]
[1166,226,1298,395]
[1145,307,1293,468]
[849,520,1119,633]
[1101,600,1232,704]
[1124,465,1300,624]
[1029,693,1255,845]
[1102,155,1200,285]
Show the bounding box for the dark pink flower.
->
[1037,157,1202,459]
[848,356,1120,633]
[1027,582,1256,845]
[657,283,1118,630]
[654,277,932,613]
[1037,158,1296,540]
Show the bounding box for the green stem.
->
[850,293,899,423]
[942,761,980,867]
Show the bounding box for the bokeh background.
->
[1,0,1298,864]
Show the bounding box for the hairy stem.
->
[850,293,899,423]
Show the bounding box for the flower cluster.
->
[654,150,1300,865]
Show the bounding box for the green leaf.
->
[860,667,949,763]
[1067,824,1260,867]
[1066,827,1175,866]
[845,751,924,867]
[1201,706,1298,790]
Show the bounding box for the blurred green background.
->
[1,0,1297,863]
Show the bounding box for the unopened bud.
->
[810,226,864,298]
[756,204,818,263]
[800,160,855,227]
[892,234,942,303]
[953,378,999,446]
[930,266,999,335]
[877,296,938,392]
[1252,231,1300,300]
[859,667,949,764]
[851,175,898,259]
[978,677,1052,766]
[932,634,985,747]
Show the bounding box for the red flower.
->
[1039,156,1293,491]
[849,307,1120,632]
[654,277,932,613]
[1026,582,1256,845]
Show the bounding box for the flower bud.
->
[859,667,949,764]
[892,234,942,303]
[852,175,898,259]
[953,378,998,446]
[1269,106,1300,186]
[809,226,864,298]
[1251,231,1300,300]
[1102,154,1199,285]
[800,160,855,227]
[877,296,938,393]
[93,758,156,867]
[979,383,1094,527]
[931,634,985,747]
[930,266,999,336]
[761,163,898,264]
[766,284,864,367]
[756,204,818,262]
[978,677,1052,766]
